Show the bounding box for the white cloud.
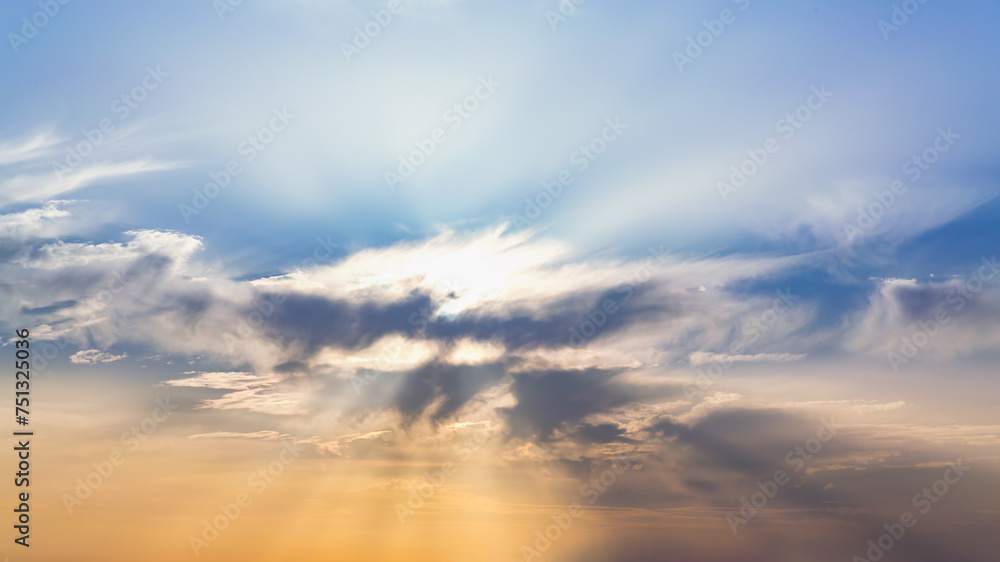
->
[197,387,312,416]
[688,352,807,366]
[0,159,184,206]
[16,229,203,270]
[0,201,72,238]
[69,349,127,364]
[163,371,282,390]
[2,217,816,416]
[0,131,62,166]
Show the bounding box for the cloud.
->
[163,371,301,415]
[391,361,506,425]
[648,408,820,475]
[7,210,992,457]
[845,271,1000,358]
[0,201,71,239]
[69,349,127,364]
[188,430,291,441]
[163,371,281,390]
[501,368,676,441]
[0,200,122,249]
[8,205,992,522]
[0,131,62,166]
[342,430,391,442]
[196,386,311,416]
[1,160,184,206]
[573,422,637,444]
[1,216,811,424]
[0,124,187,209]
[688,351,807,366]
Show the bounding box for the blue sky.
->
[3,0,998,273]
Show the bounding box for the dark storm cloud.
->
[574,423,637,444]
[257,282,670,360]
[313,360,509,426]
[393,361,506,425]
[272,360,308,373]
[892,283,951,321]
[886,277,1000,325]
[21,299,77,314]
[15,249,174,304]
[429,284,669,351]
[502,368,678,441]
[584,464,1000,562]
[152,291,214,327]
[646,408,818,475]
[258,292,433,353]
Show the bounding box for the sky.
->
[1,0,999,561]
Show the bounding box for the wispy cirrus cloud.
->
[0,127,186,208]
[0,131,62,165]
[188,430,291,441]
[0,159,184,206]
[688,351,807,366]
[162,371,282,390]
